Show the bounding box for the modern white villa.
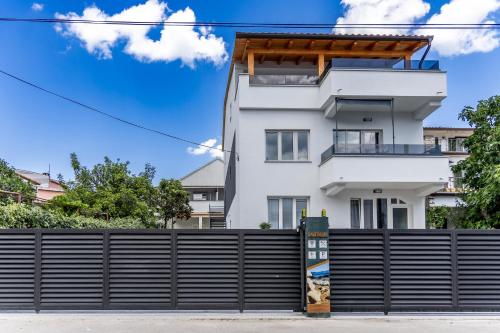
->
[223,32,450,229]
[424,127,473,207]
[175,158,225,229]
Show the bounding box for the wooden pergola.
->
[232,33,432,76]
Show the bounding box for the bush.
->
[0,203,155,229]
[259,222,271,230]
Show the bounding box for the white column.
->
[198,216,203,229]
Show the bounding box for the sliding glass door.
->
[333,130,381,153]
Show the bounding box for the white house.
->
[175,158,225,229]
[424,127,473,207]
[223,32,449,229]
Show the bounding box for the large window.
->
[333,130,381,153]
[448,137,467,152]
[265,131,309,161]
[267,197,308,229]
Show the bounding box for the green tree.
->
[0,159,36,204]
[155,179,192,228]
[453,96,500,228]
[48,153,156,222]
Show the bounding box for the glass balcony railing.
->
[249,74,319,85]
[321,144,442,163]
[331,58,440,71]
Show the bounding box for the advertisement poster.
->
[304,217,330,316]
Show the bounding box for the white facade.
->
[223,34,450,230]
[176,159,225,229]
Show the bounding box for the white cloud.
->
[417,0,500,56]
[55,0,227,67]
[334,0,431,35]
[187,139,223,159]
[31,3,44,11]
[334,0,500,57]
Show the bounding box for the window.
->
[265,131,309,161]
[363,200,374,229]
[392,208,408,229]
[266,132,279,160]
[295,199,307,226]
[268,199,279,229]
[350,199,361,229]
[448,137,467,152]
[267,197,308,229]
[333,130,381,153]
[281,132,294,160]
[193,193,207,201]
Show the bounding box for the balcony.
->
[238,61,446,119]
[320,144,442,164]
[319,144,449,197]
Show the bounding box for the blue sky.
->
[0,0,499,182]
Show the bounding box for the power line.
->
[0,69,229,155]
[0,17,499,29]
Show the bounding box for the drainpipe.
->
[418,40,432,70]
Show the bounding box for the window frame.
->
[265,130,310,162]
[267,197,309,229]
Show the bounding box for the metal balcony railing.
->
[321,144,442,163]
[443,177,465,192]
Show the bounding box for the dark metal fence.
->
[0,229,499,312]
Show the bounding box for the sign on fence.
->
[302,217,331,317]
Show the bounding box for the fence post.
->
[451,230,459,311]
[383,229,391,315]
[238,231,245,312]
[171,230,177,309]
[34,230,42,313]
[102,230,110,309]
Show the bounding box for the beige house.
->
[424,127,473,207]
[15,169,64,203]
[175,159,225,229]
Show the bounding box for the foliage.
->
[47,153,157,222]
[155,179,192,228]
[0,159,36,204]
[259,222,271,230]
[426,206,449,229]
[0,203,154,229]
[453,96,500,228]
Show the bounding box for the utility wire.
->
[0,69,229,155]
[0,17,498,29]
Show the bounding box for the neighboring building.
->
[223,32,449,229]
[424,127,473,207]
[15,169,64,203]
[176,158,225,229]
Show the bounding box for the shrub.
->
[259,222,271,230]
[0,203,154,229]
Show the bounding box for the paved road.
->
[1,313,500,333]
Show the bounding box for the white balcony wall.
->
[190,200,224,214]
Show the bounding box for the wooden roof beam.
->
[296,55,304,65]
[307,40,315,49]
[278,55,286,65]
[386,41,399,51]
[286,40,294,49]
[347,41,358,50]
[259,55,266,64]
[329,40,336,50]
[367,41,378,51]
[265,39,272,49]
[240,39,250,64]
